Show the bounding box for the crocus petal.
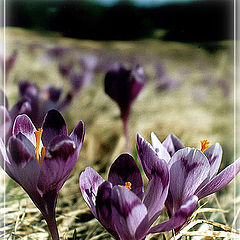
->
[42,109,68,146]
[143,158,169,226]
[151,132,171,162]
[137,133,161,179]
[70,120,85,151]
[196,157,240,199]
[162,133,184,157]
[111,186,148,240]
[168,148,210,211]
[80,167,105,218]
[96,181,119,239]
[13,114,36,146]
[204,143,222,179]
[108,153,143,200]
[8,136,32,168]
[149,195,198,233]
[10,97,32,122]
[37,135,76,194]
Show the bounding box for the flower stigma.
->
[200,140,210,152]
[34,128,46,164]
[125,181,132,190]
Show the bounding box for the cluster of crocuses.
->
[80,132,240,240]
[0,79,75,142]
[0,108,240,239]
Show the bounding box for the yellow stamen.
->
[200,140,210,152]
[40,147,46,165]
[125,182,132,190]
[34,128,43,162]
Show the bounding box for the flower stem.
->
[123,117,130,153]
[46,216,59,240]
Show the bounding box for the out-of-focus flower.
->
[15,80,73,127]
[78,53,99,72]
[46,46,70,59]
[68,70,94,94]
[58,62,73,77]
[104,64,146,152]
[80,153,198,240]
[137,132,240,231]
[0,50,18,82]
[0,80,74,141]
[0,110,85,240]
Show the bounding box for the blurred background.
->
[1,0,239,239]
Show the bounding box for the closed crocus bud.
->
[104,64,145,152]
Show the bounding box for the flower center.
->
[125,182,132,190]
[200,140,210,152]
[34,128,46,164]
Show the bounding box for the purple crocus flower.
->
[80,153,198,240]
[104,64,146,152]
[137,132,240,232]
[0,110,85,239]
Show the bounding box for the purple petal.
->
[168,148,210,212]
[108,153,143,200]
[149,195,198,233]
[15,132,35,156]
[143,158,169,226]
[136,133,161,179]
[79,167,104,218]
[162,134,184,157]
[0,137,10,164]
[70,120,85,151]
[19,80,38,97]
[8,136,32,168]
[37,135,76,194]
[95,181,119,239]
[196,157,240,199]
[204,143,222,179]
[151,132,171,162]
[12,114,37,146]
[111,186,148,240]
[42,110,68,146]
[10,97,32,122]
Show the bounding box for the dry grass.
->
[0,27,239,239]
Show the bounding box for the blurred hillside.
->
[7,0,233,42]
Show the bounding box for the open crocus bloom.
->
[137,132,240,232]
[0,110,85,240]
[80,153,198,240]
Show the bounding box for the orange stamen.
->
[200,140,210,152]
[44,91,50,100]
[40,147,46,165]
[125,182,132,190]
[34,128,43,162]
